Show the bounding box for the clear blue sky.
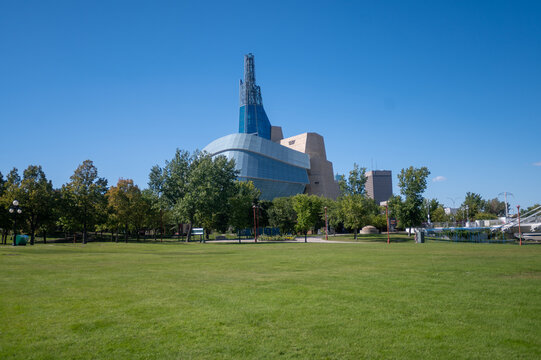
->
[1,0,540,210]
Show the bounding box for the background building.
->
[366,170,393,205]
[204,54,339,200]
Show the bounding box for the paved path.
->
[204,237,353,244]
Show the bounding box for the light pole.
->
[9,200,22,246]
[385,204,390,244]
[498,192,514,220]
[252,204,258,243]
[324,206,328,241]
[517,205,522,246]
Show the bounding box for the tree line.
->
[1,151,521,245]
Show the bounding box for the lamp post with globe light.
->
[9,200,22,246]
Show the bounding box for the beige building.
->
[276,132,340,199]
[366,170,393,205]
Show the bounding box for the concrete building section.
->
[270,126,283,143]
[366,170,393,205]
[281,132,340,199]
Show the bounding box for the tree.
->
[338,163,367,196]
[421,198,441,224]
[0,171,10,244]
[60,160,108,244]
[339,194,375,239]
[141,189,162,241]
[396,166,431,235]
[292,194,323,242]
[430,206,447,223]
[484,197,508,217]
[17,165,56,245]
[150,149,193,240]
[106,179,141,242]
[269,196,296,235]
[175,152,238,241]
[0,168,22,243]
[229,181,260,241]
[460,192,484,220]
[323,198,343,234]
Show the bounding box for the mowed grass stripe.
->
[0,242,540,359]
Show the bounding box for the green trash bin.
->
[15,235,28,246]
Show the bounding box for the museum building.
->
[203,54,339,200]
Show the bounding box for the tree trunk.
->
[111,230,114,242]
[178,223,181,241]
[83,220,87,244]
[186,223,192,242]
[304,232,307,243]
[154,229,157,241]
[160,211,163,242]
[136,228,140,242]
[43,231,47,244]
[354,229,358,240]
[125,224,128,243]
[74,233,77,244]
[115,228,119,243]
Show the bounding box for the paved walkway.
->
[204,237,353,244]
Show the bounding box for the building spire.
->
[239,53,263,106]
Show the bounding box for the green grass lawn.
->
[1,242,540,359]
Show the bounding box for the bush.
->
[258,235,294,241]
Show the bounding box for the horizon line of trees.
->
[2,153,536,245]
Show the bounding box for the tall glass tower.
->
[238,53,271,139]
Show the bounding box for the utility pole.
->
[498,192,514,220]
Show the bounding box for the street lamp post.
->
[324,206,328,241]
[517,205,522,246]
[9,200,22,246]
[385,204,390,244]
[252,204,258,243]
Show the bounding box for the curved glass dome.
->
[203,133,310,200]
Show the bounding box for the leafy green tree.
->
[430,206,447,223]
[484,197,508,217]
[141,189,163,241]
[339,194,375,239]
[269,196,296,235]
[421,198,441,224]
[106,179,141,242]
[323,198,343,234]
[338,163,367,196]
[175,152,238,241]
[370,211,388,232]
[17,165,56,245]
[292,194,323,242]
[0,168,22,243]
[0,171,10,244]
[459,192,484,220]
[60,160,108,244]
[396,166,430,235]
[474,212,498,220]
[150,149,194,240]
[229,181,260,240]
[521,204,541,215]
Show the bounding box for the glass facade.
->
[238,104,271,140]
[203,133,310,200]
